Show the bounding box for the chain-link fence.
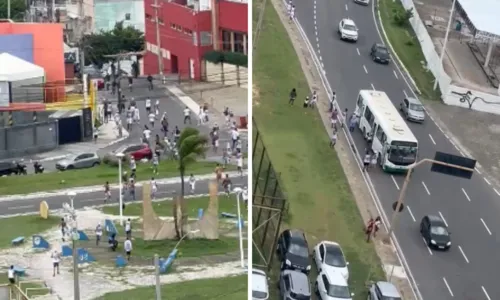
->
[252,118,287,271]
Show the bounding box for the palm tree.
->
[174,127,208,238]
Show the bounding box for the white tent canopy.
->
[0,53,45,81]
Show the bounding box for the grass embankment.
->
[0,161,228,195]
[378,0,441,101]
[253,0,385,298]
[96,274,247,300]
[0,216,59,249]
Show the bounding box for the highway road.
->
[294,0,499,299]
[0,176,247,216]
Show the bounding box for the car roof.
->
[288,230,308,244]
[373,43,387,49]
[284,270,310,294]
[426,215,446,225]
[323,241,343,255]
[252,270,268,293]
[376,281,401,297]
[323,270,348,286]
[406,97,422,105]
[342,18,356,26]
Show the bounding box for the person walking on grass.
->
[95,222,103,246]
[310,91,318,108]
[125,218,132,239]
[151,177,158,199]
[237,153,244,177]
[124,237,132,261]
[152,154,159,174]
[51,250,60,277]
[289,88,297,105]
[303,96,309,108]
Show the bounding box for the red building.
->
[143,0,248,80]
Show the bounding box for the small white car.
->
[354,0,370,6]
[252,269,269,300]
[313,241,349,281]
[315,270,354,300]
[338,19,359,42]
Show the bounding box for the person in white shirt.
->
[125,218,132,239]
[330,131,338,148]
[236,138,242,154]
[148,112,156,128]
[124,237,132,261]
[290,5,296,20]
[189,174,196,193]
[134,106,140,124]
[231,129,239,150]
[154,99,160,116]
[8,265,15,284]
[198,105,204,125]
[129,157,137,173]
[143,126,151,145]
[310,91,318,108]
[51,250,60,276]
[145,98,152,114]
[363,151,372,172]
[95,223,103,246]
[183,106,191,124]
[150,177,158,199]
[237,154,243,176]
[152,154,159,174]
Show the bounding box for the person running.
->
[8,266,15,284]
[95,222,103,246]
[222,174,232,196]
[145,98,152,114]
[189,174,196,194]
[104,181,111,203]
[363,151,371,172]
[151,177,158,199]
[154,99,160,117]
[215,163,223,183]
[51,250,60,277]
[289,88,297,105]
[152,154,159,174]
[129,180,136,200]
[124,237,132,261]
[330,130,338,148]
[183,106,191,124]
[303,96,309,108]
[125,218,132,239]
[161,115,169,137]
[174,126,181,143]
[60,218,67,242]
[231,128,239,150]
[149,111,156,128]
[237,153,243,176]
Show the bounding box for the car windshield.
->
[324,252,346,267]
[252,290,268,299]
[409,103,424,111]
[376,47,388,54]
[430,226,448,236]
[289,244,309,257]
[327,284,351,298]
[343,24,357,31]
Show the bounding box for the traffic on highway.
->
[293,0,498,299]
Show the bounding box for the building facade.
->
[143,0,247,80]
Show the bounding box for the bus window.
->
[364,106,375,127]
[375,125,385,141]
[357,95,364,108]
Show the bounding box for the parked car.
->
[420,215,451,250]
[370,43,390,64]
[313,241,349,281]
[400,97,425,123]
[252,269,269,300]
[367,281,402,300]
[277,229,311,273]
[0,161,19,176]
[278,269,311,300]
[315,270,354,300]
[112,144,152,161]
[56,152,100,171]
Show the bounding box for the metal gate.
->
[252,118,287,271]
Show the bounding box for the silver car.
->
[354,0,370,5]
[367,281,402,300]
[400,97,425,123]
[56,152,100,170]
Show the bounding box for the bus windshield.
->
[388,142,417,165]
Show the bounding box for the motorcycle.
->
[34,161,44,174]
[15,161,27,175]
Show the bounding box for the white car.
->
[313,241,349,281]
[354,0,370,5]
[315,270,354,300]
[338,19,359,42]
[252,269,269,300]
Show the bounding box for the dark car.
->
[277,229,311,273]
[420,215,451,250]
[0,161,18,176]
[370,43,390,64]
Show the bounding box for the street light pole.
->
[233,187,246,268]
[67,191,76,210]
[116,152,125,226]
[434,0,457,90]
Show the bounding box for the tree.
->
[82,21,144,67]
[393,7,414,27]
[0,0,26,21]
[174,127,208,238]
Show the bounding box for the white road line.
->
[482,286,492,300]
[403,90,409,98]
[458,246,469,263]
[8,205,35,210]
[494,188,500,196]
[316,43,320,49]
[481,218,492,235]
[407,206,416,222]
[423,238,433,255]
[475,167,482,174]
[319,55,322,61]
[461,188,471,202]
[439,211,448,227]
[345,4,348,10]
[484,177,491,185]
[356,48,360,55]
[370,83,376,90]
[316,36,319,42]
[428,134,436,145]
[443,277,454,297]
[363,65,368,73]
[391,175,400,190]
[314,14,316,20]
[422,181,430,195]
[393,70,399,79]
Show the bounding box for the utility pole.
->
[72,231,81,300]
[7,0,10,19]
[52,0,56,22]
[154,254,161,300]
[434,0,456,91]
[151,0,164,79]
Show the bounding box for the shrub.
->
[393,7,414,27]
[203,51,248,67]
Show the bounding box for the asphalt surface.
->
[0,176,247,215]
[295,1,499,299]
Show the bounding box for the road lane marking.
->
[428,134,436,145]
[484,177,491,185]
[403,90,408,98]
[8,205,35,210]
[481,218,492,235]
[438,211,448,227]
[407,205,416,222]
[423,238,433,255]
[345,4,348,10]
[461,188,471,202]
[363,65,368,73]
[494,188,500,196]
[442,277,454,297]
[458,246,469,263]
[391,175,400,190]
[482,286,492,300]
[370,83,376,90]
[393,70,398,79]
[316,36,319,42]
[421,181,430,195]
[475,167,482,174]
[356,48,360,55]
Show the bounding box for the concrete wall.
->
[204,62,248,88]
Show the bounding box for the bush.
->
[203,51,248,67]
[393,7,413,27]
[102,154,130,167]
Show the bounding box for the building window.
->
[184,29,193,36]
[145,13,152,20]
[125,13,131,21]
[158,18,164,25]
[222,30,231,51]
[234,32,245,54]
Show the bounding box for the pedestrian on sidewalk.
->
[222,148,230,168]
[310,91,318,108]
[8,266,15,284]
[126,107,133,131]
[363,151,371,172]
[183,106,192,124]
[331,109,338,131]
[189,174,196,193]
[95,222,103,246]
[236,137,242,154]
[51,250,60,276]
[125,218,132,239]
[124,237,133,261]
[93,125,99,143]
[231,128,239,150]
[104,181,111,203]
[373,216,381,238]
[290,4,295,21]
[365,218,374,242]
[330,130,338,148]
[329,92,336,112]
[341,108,347,128]
[289,88,297,105]
[128,76,133,92]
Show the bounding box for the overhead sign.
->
[431,151,476,179]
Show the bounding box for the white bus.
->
[354,90,418,172]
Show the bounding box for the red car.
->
[113,144,152,160]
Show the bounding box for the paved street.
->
[0,175,247,215]
[294,1,500,299]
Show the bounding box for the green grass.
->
[96,274,247,299]
[102,195,243,219]
[253,0,385,298]
[0,215,59,249]
[0,161,229,196]
[378,0,441,101]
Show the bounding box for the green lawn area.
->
[0,215,59,249]
[102,195,243,219]
[378,0,441,101]
[253,0,384,298]
[0,161,227,196]
[96,274,247,300]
